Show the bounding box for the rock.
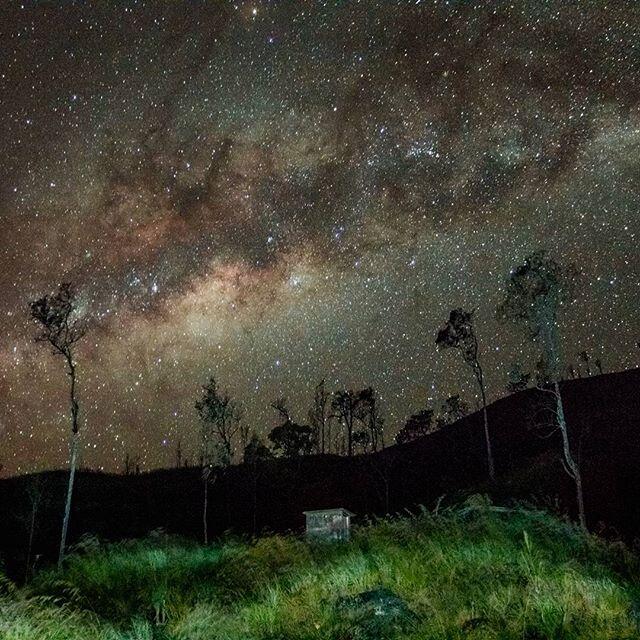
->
[333,586,417,639]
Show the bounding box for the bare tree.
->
[308,379,330,454]
[436,308,495,480]
[195,377,241,544]
[498,251,586,530]
[30,282,87,568]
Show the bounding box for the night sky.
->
[1,1,639,476]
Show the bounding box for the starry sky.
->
[1,0,639,476]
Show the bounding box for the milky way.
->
[1,1,639,475]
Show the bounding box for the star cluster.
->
[1,0,639,475]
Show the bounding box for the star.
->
[0,0,637,475]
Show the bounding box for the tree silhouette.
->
[440,394,469,424]
[195,377,241,466]
[395,408,434,444]
[195,377,241,543]
[352,428,370,453]
[268,421,314,457]
[436,308,495,480]
[268,398,314,457]
[243,433,272,465]
[30,282,87,568]
[498,250,586,530]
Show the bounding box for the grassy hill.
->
[2,499,639,640]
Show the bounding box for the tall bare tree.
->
[436,308,495,480]
[30,282,87,568]
[498,251,586,530]
[195,377,241,544]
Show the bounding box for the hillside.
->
[2,502,640,639]
[1,369,640,578]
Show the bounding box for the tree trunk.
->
[58,357,80,569]
[58,431,79,568]
[554,381,587,530]
[476,367,495,481]
[481,401,495,481]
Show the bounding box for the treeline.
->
[27,250,613,561]
[155,347,606,473]
[194,381,386,468]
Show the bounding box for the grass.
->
[2,497,640,639]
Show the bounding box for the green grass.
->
[2,497,640,639]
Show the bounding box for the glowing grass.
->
[3,499,639,639]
